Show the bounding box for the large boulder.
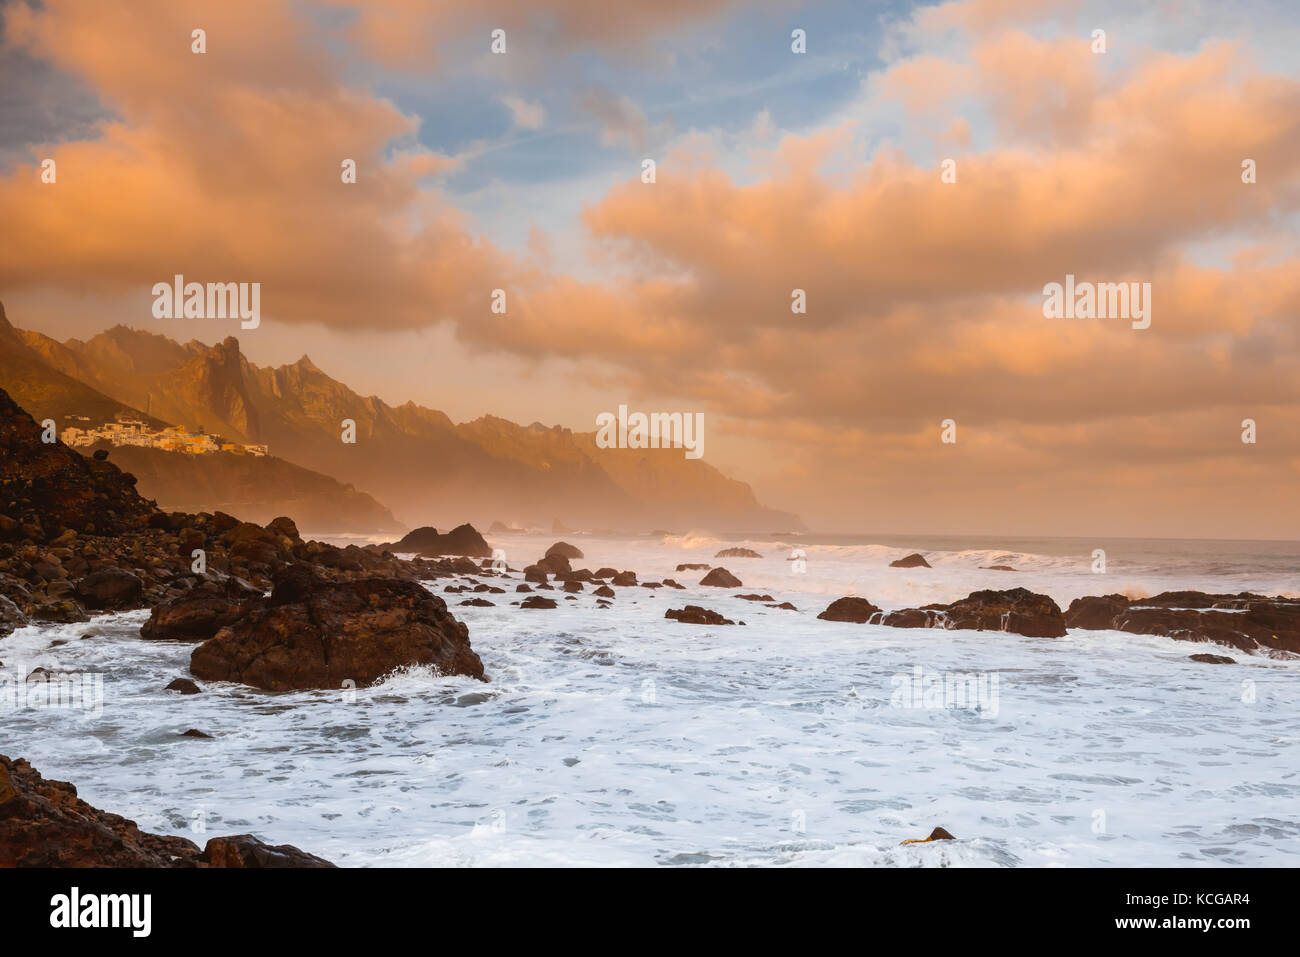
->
[1063,594,1130,630]
[700,567,742,588]
[880,587,1066,638]
[889,553,931,568]
[74,567,144,610]
[202,834,335,868]
[816,596,883,623]
[189,564,484,690]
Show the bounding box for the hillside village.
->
[61,416,269,457]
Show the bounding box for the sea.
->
[3,531,1297,867]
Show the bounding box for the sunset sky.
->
[2,0,1298,538]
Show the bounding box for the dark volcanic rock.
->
[141,578,262,642]
[715,547,762,558]
[537,553,572,576]
[385,523,492,558]
[700,567,741,588]
[881,588,1066,638]
[165,677,202,694]
[611,570,638,587]
[816,596,883,623]
[189,564,484,690]
[0,595,27,636]
[0,754,332,867]
[676,563,710,572]
[520,595,557,609]
[545,541,584,560]
[593,584,615,598]
[180,729,212,739]
[1189,653,1236,664]
[523,564,548,583]
[202,833,335,868]
[666,605,735,625]
[890,553,931,568]
[1065,591,1300,655]
[74,567,144,610]
[1063,594,1130,630]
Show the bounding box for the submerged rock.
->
[666,605,735,625]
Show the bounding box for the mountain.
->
[89,443,402,535]
[0,306,403,534]
[6,306,800,530]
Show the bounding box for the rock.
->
[29,599,90,624]
[515,584,532,592]
[1063,594,1130,630]
[523,564,548,583]
[735,593,775,602]
[611,571,638,587]
[0,754,202,866]
[593,585,615,598]
[384,524,492,558]
[890,553,931,568]
[880,588,1066,638]
[700,567,741,587]
[1189,653,1235,664]
[180,729,212,738]
[73,567,144,610]
[545,541,584,560]
[715,547,762,558]
[662,578,685,589]
[768,601,797,610]
[593,567,619,579]
[91,448,109,461]
[165,678,202,695]
[265,516,300,540]
[981,565,1015,571]
[0,595,27,637]
[520,595,557,609]
[900,827,955,845]
[1065,591,1300,654]
[676,563,710,571]
[666,605,735,625]
[0,753,333,867]
[816,596,883,623]
[201,834,335,868]
[189,564,484,690]
[562,580,583,593]
[537,553,571,576]
[140,578,261,642]
[459,598,495,607]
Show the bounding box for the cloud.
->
[500,94,545,129]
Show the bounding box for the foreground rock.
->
[881,588,1066,638]
[890,553,931,568]
[140,577,262,642]
[189,564,484,690]
[1064,591,1300,655]
[0,754,333,867]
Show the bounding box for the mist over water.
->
[4,532,1298,867]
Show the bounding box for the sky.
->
[1,0,1298,538]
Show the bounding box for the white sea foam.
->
[3,534,1297,867]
